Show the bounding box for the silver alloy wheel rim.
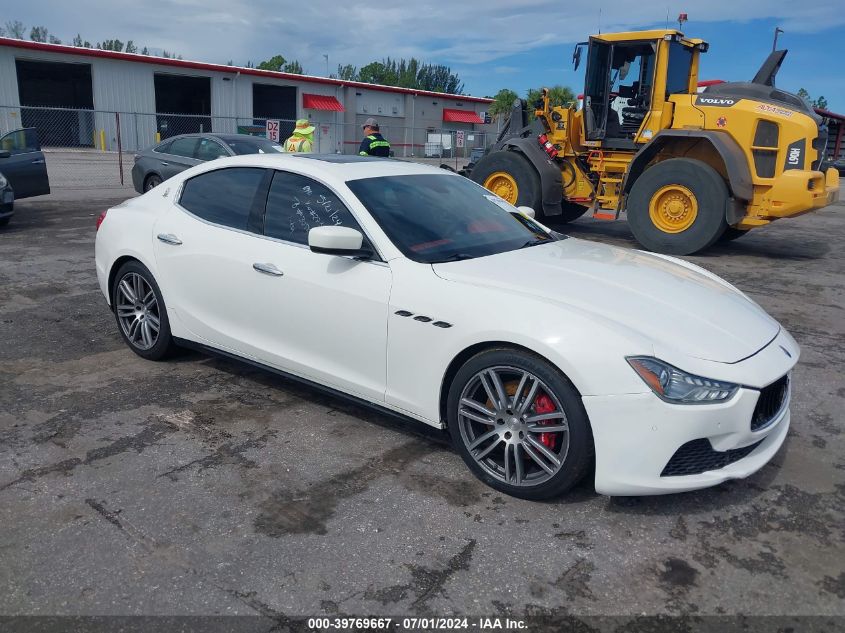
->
[115,272,160,351]
[457,365,569,487]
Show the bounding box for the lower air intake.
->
[661,438,764,477]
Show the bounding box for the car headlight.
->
[626,356,738,404]
[0,174,7,189]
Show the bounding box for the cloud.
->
[8,0,845,84]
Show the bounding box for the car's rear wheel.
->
[112,261,176,361]
[447,348,592,500]
[144,174,163,192]
[0,217,10,227]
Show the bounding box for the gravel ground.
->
[0,192,843,630]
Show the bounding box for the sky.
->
[3,0,845,110]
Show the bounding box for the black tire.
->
[556,201,588,224]
[111,260,176,361]
[719,227,749,242]
[627,158,728,255]
[0,217,10,228]
[447,348,593,500]
[470,150,542,215]
[144,173,163,192]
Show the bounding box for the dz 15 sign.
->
[266,120,281,142]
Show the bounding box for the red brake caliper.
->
[533,392,557,450]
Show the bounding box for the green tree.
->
[100,39,125,52]
[4,21,26,39]
[29,25,49,42]
[48,35,61,44]
[125,40,137,54]
[526,85,576,109]
[72,33,92,47]
[336,64,358,80]
[798,88,828,110]
[488,89,520,119]
[257,54,303,74]
[141,46,149,55]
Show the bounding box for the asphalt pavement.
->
[0,192,843,629]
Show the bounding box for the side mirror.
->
[308,226,373,259]
[0,150,10,159]
[516,205,536,219]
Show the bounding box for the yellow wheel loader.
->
[469,29,840,255]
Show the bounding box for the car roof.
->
[180,152,450,182]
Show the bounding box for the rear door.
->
[152,166,270,350]
[156,136,201,180]
[0,128,50,198]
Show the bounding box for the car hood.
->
[431,238,779,364]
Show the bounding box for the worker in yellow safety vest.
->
[284,119,315,153]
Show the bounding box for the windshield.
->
[346,174,555,264]
[226,138,284,155]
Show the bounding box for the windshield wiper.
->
[519,237,551,249]
[432,253,475,263]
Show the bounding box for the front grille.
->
[754,120,779,148]
[661,438,764,477]
[753,149,777,178]
[751,374,789,431]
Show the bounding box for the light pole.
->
[772,27,784,52]
[323,54,329,77]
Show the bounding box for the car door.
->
[243,170,391,401]
[195,137,231,162]
[0,128,50,198]
[152,166,271,351]
[156,136,202,180]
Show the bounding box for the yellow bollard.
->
[155,132,161,144]
[99,129,106,151]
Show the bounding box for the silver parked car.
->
[131,133,284,193]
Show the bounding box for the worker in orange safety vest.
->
[284,119,315,153]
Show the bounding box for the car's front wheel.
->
[447,348,593,500]
[112,260,176,360]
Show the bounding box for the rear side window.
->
[264,171,362,245]
[153,141,173,154]
[179,167,266,230]
[168,137,199,158]
[196,138,229,161]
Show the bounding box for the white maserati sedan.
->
[95,154,798,499]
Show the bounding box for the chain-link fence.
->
[0,105,494,192]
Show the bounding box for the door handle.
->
[31,159,46,165]
[252,262,284,276]
[160,161,169,166]
[157,233,182,245]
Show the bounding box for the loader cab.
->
[582,31,701,149]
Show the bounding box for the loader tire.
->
[627,158,728,255]
[471,151,542,214]
[719,227,749,241]
[557,201,588,224]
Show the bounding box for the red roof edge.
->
[0,37,492,104]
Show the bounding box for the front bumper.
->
[585,331,797,496]
[739,167,840,228]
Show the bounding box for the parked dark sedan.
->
[131,133,285,193]
[0,127,51,227]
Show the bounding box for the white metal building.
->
[0,37,494,155]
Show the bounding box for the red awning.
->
[303,93,345,111]
[442,108,483,124]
